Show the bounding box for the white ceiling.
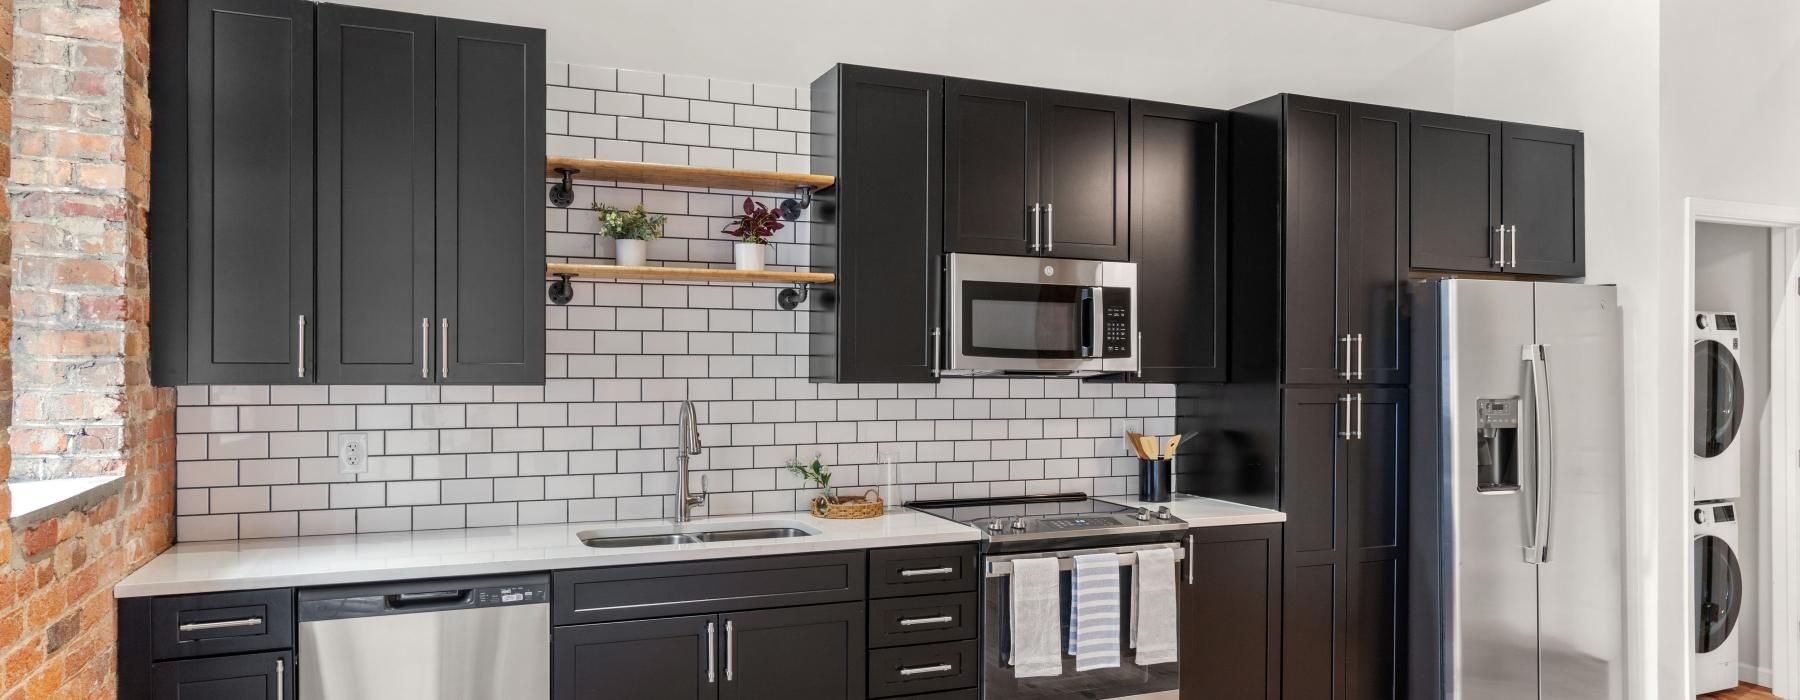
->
[1267,0,1553,30]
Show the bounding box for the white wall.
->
[332,0,1456,111]
[1695,222,1773,682]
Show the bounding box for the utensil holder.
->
[1138,458,1173,502]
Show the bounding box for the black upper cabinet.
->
[315,4,434,384]
[151,0,314,385]
[151,651,292,700]
[1410,111,1583,277]
[1127,100,1228,382]
[945,80,1129,261]
[434,17,546,384]
[1345,104,1410,385]
[810,65,944,384]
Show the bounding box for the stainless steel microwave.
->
[943,253,1138,376]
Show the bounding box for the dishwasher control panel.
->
[477,583,546,606]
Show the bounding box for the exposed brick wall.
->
[0,0,173,696]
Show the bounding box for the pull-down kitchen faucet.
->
[675,399,706,522]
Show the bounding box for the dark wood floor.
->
[1701,682,1779,699]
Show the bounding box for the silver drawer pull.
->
[898,615,954,627]
[898,663,954,677]
[179,617,264,632]
[900,567,954,577]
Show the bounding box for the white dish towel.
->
[1068,552,1123,671]
[1131,547,1179,666]
[1009,556,1063,678]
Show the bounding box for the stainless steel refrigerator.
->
[1408,279,1626,699]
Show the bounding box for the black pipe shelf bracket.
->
[547,273,575,305]
[776,282,812,311]
[778,185,814,221]
[549,167,578,208]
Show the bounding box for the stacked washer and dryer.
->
[1693,311,1748,694]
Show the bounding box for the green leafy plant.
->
[786,456,832,497]
[721,197,783,245]
[593,202,667,241]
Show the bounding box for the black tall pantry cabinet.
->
[151,0,545,386]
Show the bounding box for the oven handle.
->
[983,542,1186,578]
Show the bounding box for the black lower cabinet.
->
[554,615,717,700]
[1181,523,1282,700]
[150,650,292,700]
[723,604,865,699]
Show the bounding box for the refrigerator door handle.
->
[1523,343,1554,563]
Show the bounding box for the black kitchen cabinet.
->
[315,3,435,384]
[150,651,292,700]
[723,604,865,699]
[809,65,943,383]
[150,0,314,385]
[1409,112,1583,277]
[1125,100,1229,382]
[554,615,717,700]
[1229,95,1409,386]
[1281,387,1405,700]
[945,80,1128,261]
[1181,523,1283,700]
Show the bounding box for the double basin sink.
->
[578,520,816,549]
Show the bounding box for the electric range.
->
[906,493,1187,554]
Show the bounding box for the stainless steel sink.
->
[581,533,699,548]
[578,522,815,549]
[693,527,811,542]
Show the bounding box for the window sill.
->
[7,475,125,530]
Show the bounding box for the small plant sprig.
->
[721,197,783,245]
[785,456,832,497]
[593,202,667,241]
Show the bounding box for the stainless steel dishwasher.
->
[297,574,549,699]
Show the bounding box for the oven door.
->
[982,545,1182,700]
[947,254,1105,374]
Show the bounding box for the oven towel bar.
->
[1010,556,1063,678]
[1069,553,1122,671]
[984,543,1186,578]
[1131,547,1179,666]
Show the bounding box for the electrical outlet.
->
[1120,419,1144,455]
[337,432,369,474]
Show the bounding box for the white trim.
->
[1684,197,1800,698]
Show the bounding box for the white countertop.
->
[115,510,978,598]
[1099,494,1287,526]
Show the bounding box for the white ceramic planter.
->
[734,242,767,271]
[613,239,648,267]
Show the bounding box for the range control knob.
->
[1134,507,1151,522]
[1155,506,1173,520]
[987,519,1003,532]
[1011,518,1027,530]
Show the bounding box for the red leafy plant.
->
[721,197,783,245]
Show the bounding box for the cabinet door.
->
[553,615,718,700]
[1280,387,1349,700]
[1282,97,1349,385]
[1181,523,1282,700]
[1503,123,1585,277]
[434,18,545,384]
[1037,89,1129,261]
[1128,100,1227,382]
[1409,112,1503,273]
[316,4,435,384]
[158,0,314,384]
[944,78,1036,256]
[1342,104,1410,385]
[152,651,291,700]
[1345,389,1405,700]
[808,65,943,383]
[722,603,865,700]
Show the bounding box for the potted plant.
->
[721,197,782,271]
[594,202,665,267]
[787,456,884,519]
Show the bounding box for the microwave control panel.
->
[1102,288,1132,358]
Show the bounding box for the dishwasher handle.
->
[385,590,471,610]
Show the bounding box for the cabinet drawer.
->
[150,589,294,660]
[553,550,865,625]
[868,544,978,598]
[868,640,980,698]
[868,592,978,648]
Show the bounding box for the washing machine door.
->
[1694,534,1743,653]
[1694,339,1745,458]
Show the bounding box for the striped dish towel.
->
[1068,552,1123,671]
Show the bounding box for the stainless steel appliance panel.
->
[1531,282,1626,700]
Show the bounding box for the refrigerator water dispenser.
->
[1476,397,1520,492]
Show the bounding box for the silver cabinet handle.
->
[931,326,942,378]
[1185,534,1195,585]
[296,315,306,378]
[1338,394,1353,440]
[899,615,955,627]
[1355,333,1365,381]
[898,663,954,677]
[420,318,430,379]
[439,318,449,378]
[1045,202,1054,252]
[724,620,734,681]
[179,617,264,632]
[707,621,719,682]
[1339,334,1353,381]
[1030,203,1042,252]
[1493,225,1506,267]
[900,567,954,577]
[1509,224,1519,268]
[275,658,284,700]
[1353,393,1364,440]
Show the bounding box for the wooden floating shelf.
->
[546,263,835,285]
[546,156,834,193]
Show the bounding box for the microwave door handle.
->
[1078,287,1097,358]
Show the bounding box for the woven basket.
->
[810,489,885,519]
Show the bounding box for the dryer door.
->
[1694,533,1744,653]
[1694,339,1745,458]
